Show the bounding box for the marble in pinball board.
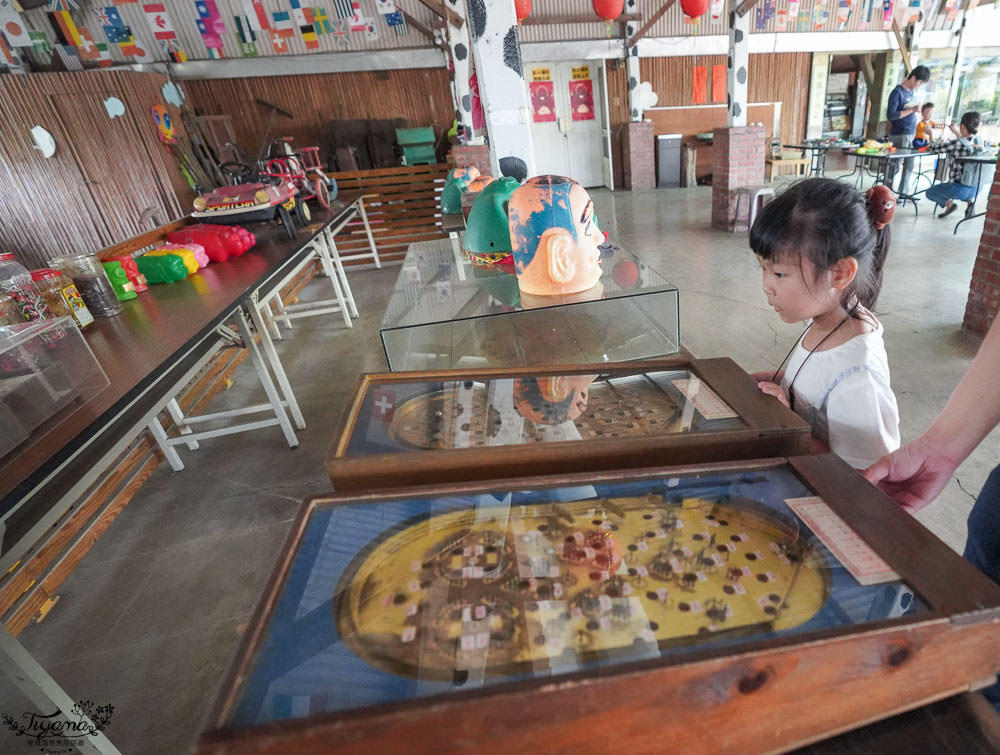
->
[334,493,828,680]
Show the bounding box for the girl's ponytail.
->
[862,185,896,311]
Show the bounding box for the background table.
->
[784,142,859,177]
[951,153,999,234]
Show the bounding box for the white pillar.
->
[944,11,967,123]
[446,1,475,139]
[624,0,643,122]
[727,0,750,128]
[463,0,535,180]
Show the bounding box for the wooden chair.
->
[765,153,811,181]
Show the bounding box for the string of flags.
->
[3,0,976,69]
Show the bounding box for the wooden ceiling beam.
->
[412,0,463,28]
[627,0,676,47]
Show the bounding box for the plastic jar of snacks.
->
[30,268,95,328]
[52,253,122,318]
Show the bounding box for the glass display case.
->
[379,238,681,371]
[199,455,1000,754]
[0,317,109,460]
[327,358,810,491]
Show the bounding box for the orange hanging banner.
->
[712,64,727,103]
[692,65,707,104]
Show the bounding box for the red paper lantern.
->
[592,0,624,22]
[680,0,710,19]
[515,0,531,23]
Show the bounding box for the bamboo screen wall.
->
[183,68,455,166]
[0,71,189,269]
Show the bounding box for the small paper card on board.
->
[785,496,900,585]
[672,378,738,420]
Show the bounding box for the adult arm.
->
[865,317,1000,511]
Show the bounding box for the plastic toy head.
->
[513,374,596,425]
[441,165,481,214]
[150,104,175,143]
[509,175,602,296]
[463,177,521,256]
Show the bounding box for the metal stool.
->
[730,186,775,232]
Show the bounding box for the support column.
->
[446,0,475,140]
[464,0,534,181]
[726,0,750,127]
[963,166,1000,335]
[944,10,968,122]
[711,124,766,230]
[624,0,643,122]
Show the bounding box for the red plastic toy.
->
[166,224,256,264]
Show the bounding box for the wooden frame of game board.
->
[199,454,1000,755]
[326,357,811,492]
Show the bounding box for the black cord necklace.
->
[771,314,852,410]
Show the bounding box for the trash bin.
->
[657,134,682,188]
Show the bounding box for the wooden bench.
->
[329,163,449,265]
[765,155,811,181]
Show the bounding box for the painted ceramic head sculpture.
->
[513,374,596,425]
[463,176,521,262]
[509,175,602,296]
[441,165,481,214]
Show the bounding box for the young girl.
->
[752,178,900,469]
[925,111,982,219]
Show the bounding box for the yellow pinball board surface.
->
[335,493,827,679]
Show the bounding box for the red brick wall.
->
[449,145,492,176]
[964,158,1000,335]
[711,126,766,231]
[622,122,655,191]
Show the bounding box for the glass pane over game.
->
[346,368,745,456]
[226,465,925,728]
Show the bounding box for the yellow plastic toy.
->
[145,245,199,274]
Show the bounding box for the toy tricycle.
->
[260,138,338,209]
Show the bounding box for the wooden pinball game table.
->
[198,455,1000,754]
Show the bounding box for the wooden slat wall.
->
[184,69,455,167]
[0,71,188,269]
[331,164,449,263]
[607,53,812,185]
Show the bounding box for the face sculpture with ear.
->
[512,374,597,425]
[509,175,603,296]
[441,165,481,214]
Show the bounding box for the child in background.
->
[752,179,900,469]
[925,111,982,218]
[912,103,935,148]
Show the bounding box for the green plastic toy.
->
[463,177,520,256]
[135,253,189,284]
[100,260,137,301]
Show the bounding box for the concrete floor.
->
[2,171,997,753]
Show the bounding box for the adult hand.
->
[757,381,790,408]
[863,435,961,514]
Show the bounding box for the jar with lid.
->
[0,252,52,321]
[30,268,95,328]
[52,253,122,318]
[0,294,20,325]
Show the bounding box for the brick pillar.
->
[622,122,655,190]
[449,145,492,176]
[963,158,1000,335]
[711,125,766,231]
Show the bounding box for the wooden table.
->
[0,197,366,755]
